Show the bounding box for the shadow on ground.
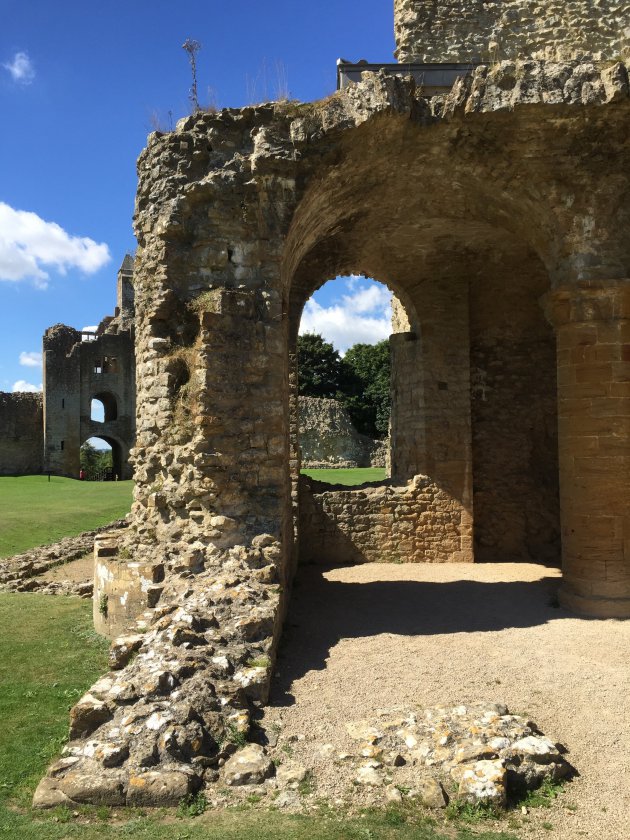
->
[270,564,572,707]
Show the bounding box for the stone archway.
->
[34,62,630,809]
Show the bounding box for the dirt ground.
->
[40,554,94,583]
[265,562,630,840]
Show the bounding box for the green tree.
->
[80,441,113,480]
[297,333,346,399]
[341,340,391,439]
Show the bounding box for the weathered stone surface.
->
[127,771,193,806]
[300,474,469,564]
[222,744,273,786]
[318,703,568,807]
[394,0,630,63]
[299,396,386,469]
[0,392,43,476]
[416,778,448,809]
[275,761,308,789]
[36,25,630,803]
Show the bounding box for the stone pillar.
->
[544,281,630,618]
[390,277,474,562]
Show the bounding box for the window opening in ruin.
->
[103,356,118,373]
[297,275,401,486]
[62,398,65,409]
[81,436,118,481]
[94,359,103,374]
[91,392,118,423]
[60,440,64,451]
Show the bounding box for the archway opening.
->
[80,436,122,481]
[296,274,401,484]
[91,392,118,422]
[282,124,560,566]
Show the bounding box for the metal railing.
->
[336,60,480,95]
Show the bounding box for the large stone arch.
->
[35,61,630,808]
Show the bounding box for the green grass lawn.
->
[0,592,520,840]
[0,476,133,557]
[301,467,386,486]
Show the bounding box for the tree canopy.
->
[297,333,347,400]
[80,441,113,480]
[297,333,390,439]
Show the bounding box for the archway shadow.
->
[270,564,575,708]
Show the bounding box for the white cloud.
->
[3,51,35,84]
[12,379,42,393]
[300,278,392,354]
[0,202,111,286]
[19,351,42,368]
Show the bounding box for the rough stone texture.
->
[93,531,165,638]
[33,548,283,808]
[0,519,126,594]
[298,396,386,469]
[394,0,630,63]
[36,52,630,804]
[43,257,135,479]
[265,702,570,809]
[299,474,469,564]
[0,391,43,475]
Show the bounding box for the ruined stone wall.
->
[34,63,630,807]
[43,266,136,480]
[299,474,469,564]
[394,0,630,63]
[299,396,386,468]
[0,392,43,475]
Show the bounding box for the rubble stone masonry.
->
[34,38,630,807]
[394,0,630,63]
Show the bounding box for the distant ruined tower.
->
[43,256,136,479]
[394,0,630,63]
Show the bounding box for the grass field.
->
[0,592,519,840]
[301,467,386,486]
[0,476,133,557]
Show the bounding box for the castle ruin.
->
[35,0,630,809]
[0,257,136,480]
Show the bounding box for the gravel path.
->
[265,563,630,839]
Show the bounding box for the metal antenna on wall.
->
[182,39,202,112]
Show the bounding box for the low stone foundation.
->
[93,533,165,638]
[33,536,284,809]
[0,520,126,595]
[299,475,471,565]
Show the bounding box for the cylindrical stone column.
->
[544,281,630,617]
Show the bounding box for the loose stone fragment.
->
[127,771,194,806]
[457,759,506,807]
[222,744,273,786]
[276,762,308,789]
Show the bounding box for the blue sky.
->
[1,0,395,393]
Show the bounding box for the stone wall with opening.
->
[34,58,630,808]
[43,259,136,479]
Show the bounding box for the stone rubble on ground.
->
[0,519,126,597]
